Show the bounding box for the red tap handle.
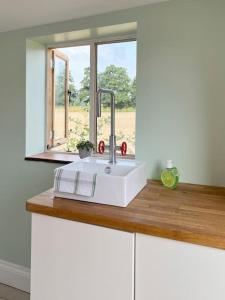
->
[121,142,127,156]
[98,140,105,154]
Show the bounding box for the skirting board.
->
[0,259,30,293]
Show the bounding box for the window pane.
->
[97,41,136,155]
[54,56,66,141]
[57,46,90,152]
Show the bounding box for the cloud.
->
[98,41,136,79]
[58,46,90,89]
[58,41,136,89]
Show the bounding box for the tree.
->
[98,65,132,109]
[55,70,77,106]
[78,67,90,106]
[68,72,77,105]
[68,65,136,110]
[130,77,136,108]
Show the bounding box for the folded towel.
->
[54,168,97,197]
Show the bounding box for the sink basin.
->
[54,157,147,207]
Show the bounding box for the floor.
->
[0,283,29,300]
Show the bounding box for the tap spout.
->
[96,88,116,164]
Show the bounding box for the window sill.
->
[25,152,79,164]
[25,152,135,164]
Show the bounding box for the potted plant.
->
[76,140,94,159]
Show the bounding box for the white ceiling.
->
[0,0,167,33]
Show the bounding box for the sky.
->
[58,41,136,89]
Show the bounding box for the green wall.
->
[136,0,225,186]
[26,39,46,156]
[0,0,224,267]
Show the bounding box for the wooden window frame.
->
[47,49,69,149]
[46,36,136,154]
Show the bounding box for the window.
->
[47,38,136,156]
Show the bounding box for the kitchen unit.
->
[27,181,225,300]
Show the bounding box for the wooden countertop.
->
[26,180,225,250]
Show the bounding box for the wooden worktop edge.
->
[26,191,225,251]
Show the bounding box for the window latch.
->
[50,130,55,140]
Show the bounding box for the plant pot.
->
[78,148,92,159]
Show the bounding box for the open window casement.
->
[47,49,69,149]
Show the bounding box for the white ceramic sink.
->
[54,157,147,207]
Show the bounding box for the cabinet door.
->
[31,213,134,300]
[136,233,225,300]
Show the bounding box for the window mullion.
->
[89,42,97,150]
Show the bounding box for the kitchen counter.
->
[26,180,225,250]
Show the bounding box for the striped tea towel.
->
[54,168,97,197]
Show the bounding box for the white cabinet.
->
[31,214,225,300]
[31,213,134,300]
[136,233,225,300]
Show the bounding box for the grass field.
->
[54,107,136,154]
